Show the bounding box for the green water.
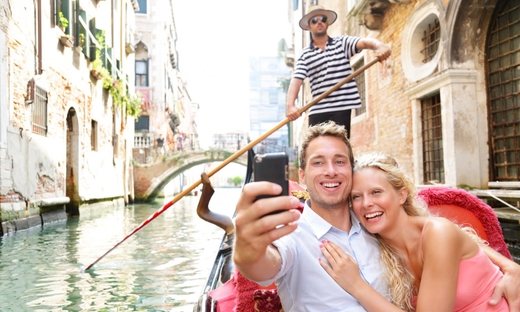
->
[0,188,239,312]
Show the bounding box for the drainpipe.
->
[123,138,128,205]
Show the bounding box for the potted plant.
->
[57,12,74,47]
[90,50,104,80]
[58,12,68,32]
[78,33,86,48]
[60,35,75,47]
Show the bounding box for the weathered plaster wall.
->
[0,0,137,232]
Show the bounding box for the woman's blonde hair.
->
[354,153,486,311]
[354,153,428,311]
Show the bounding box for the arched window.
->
[135,42,149,87]
[486,0,520,180]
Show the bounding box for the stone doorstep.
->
[467,188,520,222]
[494,208,520,223]
[469,189,520,199]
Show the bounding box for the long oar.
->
[84,57,380,270]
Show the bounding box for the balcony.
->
[347,0,410,30]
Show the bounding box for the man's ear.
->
[298,167,305,185]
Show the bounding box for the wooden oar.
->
[84,57,380,271]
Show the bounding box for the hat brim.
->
[299,9,337,30]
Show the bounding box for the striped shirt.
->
[294,36,362,115]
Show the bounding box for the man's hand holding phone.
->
[233,180,301,281]
[253,153,290,216]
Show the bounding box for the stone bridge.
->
[133,149,248,202]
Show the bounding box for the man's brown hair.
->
[299,121,354,170]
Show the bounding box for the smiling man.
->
[286,5,391,139]
[233,121,388,311]
[233,121,520,312]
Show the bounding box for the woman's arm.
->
[415,219,465,311]
[320,241,402,312]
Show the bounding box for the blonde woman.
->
[320,153,509,311]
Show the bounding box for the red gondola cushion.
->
[253,289,284,311]
[418,186,512,260]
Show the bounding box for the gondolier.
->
[286,5,391,138]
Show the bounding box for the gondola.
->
[193,149,305,312]
[192,149,249,312]
[192,150,513,312]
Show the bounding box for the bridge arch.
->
[133,150,248,202]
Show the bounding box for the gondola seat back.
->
[418,186,512,260]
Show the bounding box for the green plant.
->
[126,93,143,119]
[58,12,69,30]
[78,33,85,47]
[88,29,142,120]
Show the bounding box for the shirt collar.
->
[301,199,362,239]
[309,36,333,49]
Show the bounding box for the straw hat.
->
[299,5,337,30]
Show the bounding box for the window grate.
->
[487,0,520,180]
[421,93,444,183]
[421,18,440,63]
[32,86,48,136]
[352,59,366,115]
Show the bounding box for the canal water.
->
[0,188,239,312]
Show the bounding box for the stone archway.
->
[447,0,520,181]
[484,0,520,181]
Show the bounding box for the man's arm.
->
[356,38,391,62]
[233,182,301,282]
[286,78,303,121]
[481,245,520,311]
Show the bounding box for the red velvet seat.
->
[418,186,512,260]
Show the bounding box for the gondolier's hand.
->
[375,43,391,62]
[489,260,520,311]
[233,182,301,282]
[286,104,301,121]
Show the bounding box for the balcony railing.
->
[134,132,154,148]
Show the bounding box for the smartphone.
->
[253,152,289,203]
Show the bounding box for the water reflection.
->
[0,188,239,311]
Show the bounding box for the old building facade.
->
[132,0,199,161]
[290,0,520,191]
[0,0,140,235]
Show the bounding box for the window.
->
[32,86,48,136]
[487,0,520,180]
[55,0,73,36]
[421,93,444,183]
[352,58,366,116]
[135,115,150,131]
[137,0,147,14]
[136,60,148,86]
[91,120,98,151]
[421,18,440,64]
[401,2,442,83]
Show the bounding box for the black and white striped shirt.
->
[294,36,362,115]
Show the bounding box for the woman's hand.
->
[319,240,365,295]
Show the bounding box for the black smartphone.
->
[253,152,289,209]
